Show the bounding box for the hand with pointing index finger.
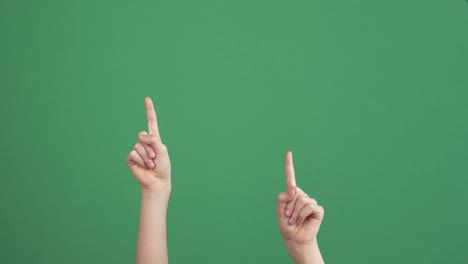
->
[277,151,325,264]
[126,97,171,193]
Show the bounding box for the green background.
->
[1,0,468,263]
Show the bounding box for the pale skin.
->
[127,97,325,264]
[127,97,171,264]
[277,151,325,264]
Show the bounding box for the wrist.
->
[141,181,172,195]
[141,184,171,205]
[140,184,171,209]
[285,239,323,264]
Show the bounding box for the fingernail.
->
[289,217,295,225]
[149,161,155,168]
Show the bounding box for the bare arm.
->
[127,97,172,264]
[284,240,324,264]
[136,187,171,264]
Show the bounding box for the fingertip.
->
[145,96,154,108]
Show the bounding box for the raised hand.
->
[127,97,171,192]
[276,151,324,264]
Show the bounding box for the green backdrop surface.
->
[1,0,468,263]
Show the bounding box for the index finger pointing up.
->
[284,151,296,193]
[145,97,161,141]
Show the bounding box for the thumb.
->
[138,133,168,155]
[278,190,296,204]
[277,190,296,214]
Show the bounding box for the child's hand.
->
[127,97,171,193]
[277,151,324,263]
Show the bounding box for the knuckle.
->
[298,210,306,218]
[277,193,284,201]
[145,145,153,152]
[128,150,138,160]
[318,205,324,212]
[296,187,307,196]
[296,196,306,206]
[292,207,300,215]
[160,143,168,151]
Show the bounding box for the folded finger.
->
[276,191,295,216]
[127,150,146,168]
[284,187,306,217]
[138,131,156,159]
[134,142,155,169]
[289,195,308,225]
[297,203,324,226]
[139,133,168,155]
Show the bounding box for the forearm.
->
[286,240,324,264]
[135,185,171,264]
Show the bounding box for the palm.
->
[278,207,321,244]
[128,157,169,188]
